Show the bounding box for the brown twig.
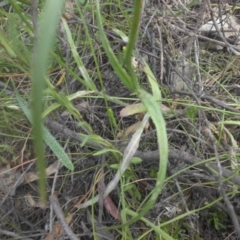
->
[206,0,240,55]
[45,117,240,187]
[0,161,35,208]
[135,149,240,186]
[49,194,79,240]
[204,115,240,237]
[173,90,240,113]
[0,229,33,240]
[163,20,240,53]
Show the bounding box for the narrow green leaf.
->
[43,90,94,118]
[107,107,118,130]
[77,0,88,6]
[112,28,129,43]
[43,129,74,170]
[15,93,74,171]
[30,0,65,204]
[0,28,16,58]
[95,0,135,91]
[8,14,30,66]
[109,164,120,170]
[8,0,33,31]
[126,209,175,240]
[142,60,161,102]
[124,0,143,90]
[62,18,97,91]
[130,157,142,164]
[125,89,168,225]
[93,149,120,156]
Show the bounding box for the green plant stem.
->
[126,209,174,240]
[124,0,142,90]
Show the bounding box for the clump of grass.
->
[1,0,240,239]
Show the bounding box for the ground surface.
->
[1,0,240,239]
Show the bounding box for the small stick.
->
[49,194,79,240]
